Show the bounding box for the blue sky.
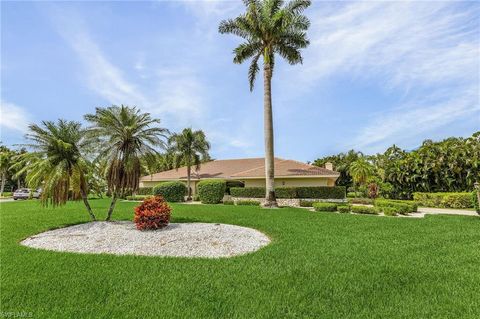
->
[1,1,479,162]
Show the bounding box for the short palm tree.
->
[85,105,168,220]
[219,0,311,207]
[349,158,374,193]
[169,128,210,200]
[12,120,96,220]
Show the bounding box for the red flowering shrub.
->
[134,196,171,230]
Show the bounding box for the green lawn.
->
[1,199,480,318]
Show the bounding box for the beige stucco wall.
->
[243,177,333,188]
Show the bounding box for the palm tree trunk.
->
[186,165,192,201]
[106,191,117,221]
[0,172,5,196]
[263,63,277,208]
[0,172,6,196]
[80,188,96,221]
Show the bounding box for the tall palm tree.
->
[12,120,96,220]
[85,105,168,221]
[169,128,210,201]
[219,0,311,207]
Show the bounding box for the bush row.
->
[413,192,473,209]
[230,186,346,199]
[197,179,226,204]
[348,198,374,205]
[374,199,418,215]
[236,200,261,206]
[137,187,154,195]
[126,195,152,201]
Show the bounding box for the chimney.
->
[325,162,333,171]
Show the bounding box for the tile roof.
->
[140,158,339,182]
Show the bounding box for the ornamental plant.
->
[134,196,171,231]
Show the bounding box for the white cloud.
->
[0,100,31,133]
[287,1,479,152]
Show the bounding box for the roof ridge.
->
[231,158,287,177]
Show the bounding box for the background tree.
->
[12,120,96,220]
[85,105,168,220]
[219,0,311,207]
[313,150,363,188]
[349,158,374,194]
[0,146,13,196]
[169,128,210,200]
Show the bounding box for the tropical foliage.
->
[219,0,311,207]
[314,132,480,199]
[84,105,168,220]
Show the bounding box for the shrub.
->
[374,199,417,215]
[275,187,297,199]
[347,192,359,198]
[473,191,479,214]
[313,202,337,212]
[193,195,200,201]
[225,181,244,195]
[230,187,265,198]
[197,179,226,204]
[382,207,399,216]
[126,195,151,201]
[348,198,373,205]
[413,192,473,209]
[296,186,346,199]
[137,187,154,195]
[1,192,12,197]
[134,196,171,230]
[236,200,261,206]
[153,182,186,202]
[223,199,234,205]
[351,206,378,215]
[337,205,351,213]
[299,200,317,207]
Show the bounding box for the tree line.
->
[313,132,480,199]
[0,105,211,220]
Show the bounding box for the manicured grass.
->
[1,199,480,318]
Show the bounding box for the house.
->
[139,158,340,195]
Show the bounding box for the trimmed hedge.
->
[197,179,226,204]
[137,187,154,195]
[153,182,187,202]
[413,192,473,209]
[230,187,265,198]
[276,187,297,199]
[382,207,399,216]
[337,205,351,213]
[236,200,261,206]
[473,191,479,214]
[299,200,317,207]
[296,186,346,199]
[348,198,374,205]
[351,206,378,215]
[374,199,417,215]
[231,186,346,199]
[313,202,337,212]
[223,199,234,205]
[126,195,152,201]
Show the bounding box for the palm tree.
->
[169,128,210,201]
[349,158,374,195]
[0,147,13,196]
[219,0,311,207]
[12,120,96,220]
[84,105,168,221]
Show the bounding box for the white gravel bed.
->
[20,222,270,258]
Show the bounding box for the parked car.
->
[13,188,41,200]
